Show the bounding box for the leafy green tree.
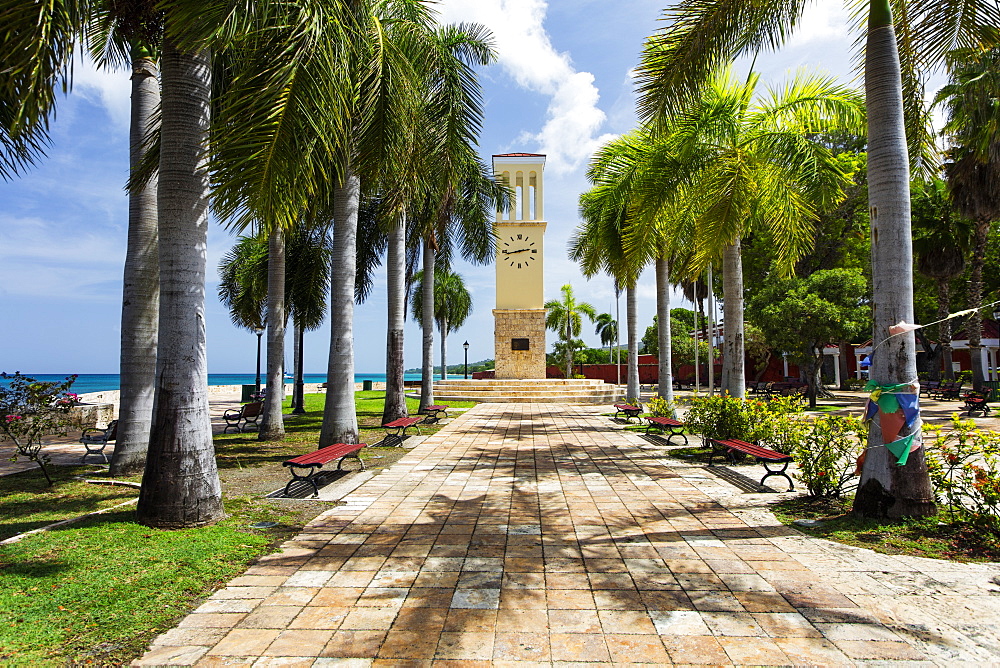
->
[411,268,473,381]
[912,177,972,380]
[938,47,1000,392]
[545,285,597,380]
[747,269,870,408]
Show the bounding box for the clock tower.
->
[493,153,547,379]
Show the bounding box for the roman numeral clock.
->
[492,153,547,379]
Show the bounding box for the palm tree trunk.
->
[655,257,674,406]
[854,1,935,519]
[112,51,159,476]
[321,167,361,446]
[136,37,223,528]
[968,221,988,391]
[707,264,715,395]
[564,318,572,380]
[938,278,955,381]
[419,237,435,411]
[259,226,286,440]
[440,318,448,380]
[627,284,640,401]
[292,323,305,414]
[721,240,745,398]
[382,214,407,423]
[838,340,852,390]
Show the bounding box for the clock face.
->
[501,232,539,270]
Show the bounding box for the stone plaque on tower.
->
[493,153,547,379]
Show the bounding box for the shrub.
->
[791,415,865,497]
[682,394,805,452]
[845,378,865,390]
[924,417,1000,532]
[646,396,675,418]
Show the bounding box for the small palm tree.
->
[594,313,618,360]
[545,285,597,379]
[411,268,473,380]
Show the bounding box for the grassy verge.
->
[771,496,1000,563]
[0,391,471,665]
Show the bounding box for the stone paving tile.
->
[135,403,1000,666]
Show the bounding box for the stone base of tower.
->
[493,309,546,379]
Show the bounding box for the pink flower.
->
[5,415,23,423]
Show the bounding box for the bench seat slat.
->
[717,438,791,462]
[646,417,682,427]
[384,417,422,428]
[285,443,365,467]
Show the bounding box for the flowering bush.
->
[791,415,865,498]
[646,396,675,418]
[924,417,1000,532]
[682,394,805,452]
[0,372,78,485]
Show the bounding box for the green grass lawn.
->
[0,390,472,665]
[771,496,1000,563]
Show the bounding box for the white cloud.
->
[71,54,132,131]
[0,214,124,299]
[786,0,852,48]
[436,0,615,173]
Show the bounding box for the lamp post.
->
[254,327,264,397]
[463,341,470,379]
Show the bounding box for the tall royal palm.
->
[408,23,505,414]
[633,0,1000,518]
[594,313,618,361]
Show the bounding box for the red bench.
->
[613,403,643,421]
[382,416,422,446]
[963,395,991,417]
[420,404,449,423]
[709,438,794,491]
[283,443,366,497]
[644,416,687,445]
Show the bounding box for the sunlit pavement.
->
[135,402,1000,666]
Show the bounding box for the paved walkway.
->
[137,403,1000,666]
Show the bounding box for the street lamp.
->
[463,341,470,379]
[254,327,265,396]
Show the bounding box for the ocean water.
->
[3,373,424,394]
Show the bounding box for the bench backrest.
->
[243,401,263,418]
[106,420,119,440]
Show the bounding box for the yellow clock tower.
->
[493,153,547,379]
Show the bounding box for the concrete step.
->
[432,378,622,404]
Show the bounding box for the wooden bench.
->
[939,382,964,400]
[419,404,449,423]
[382,416,422,446]
[613,403,643,421]
[282,443,366,497]
[963,395,991,417]
[223,401,263,433]
[709,438,794,491]
[80,420,118,464]
[644,417,687,445]
[919,380,939,398]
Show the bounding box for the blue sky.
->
[0,0,945,375]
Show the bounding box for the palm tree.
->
[938,47,1000,392]
[912,177,972,381]
[633,0,998,521]
[594,313,618,360]
[408,24,506,414]
[545,285,597,380]
[411,268,473,380]
[218,226,333,416]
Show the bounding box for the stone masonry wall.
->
[494,309,547,379]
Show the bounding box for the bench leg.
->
[285,465,321,497]
[338,451,366,471]
[81,444,109,464]
[667,428,688,446]
[760,461,794,492]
